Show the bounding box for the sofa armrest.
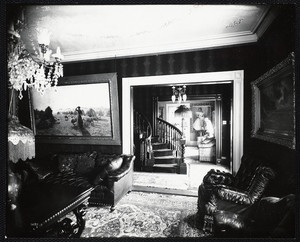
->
[203,169,234,187]
[27,155,58,180]
[26,162,54,180]
[108,155,135,182]
[215,185,252,205]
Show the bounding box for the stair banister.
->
[156,117,185,159]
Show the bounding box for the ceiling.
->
[19,4,278,63]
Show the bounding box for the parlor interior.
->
[4,3,298,239]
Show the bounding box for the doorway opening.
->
[123,71,244,176]
[154,93,224,165]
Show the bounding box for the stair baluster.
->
[156,118,184,159]
[134,112,186,173]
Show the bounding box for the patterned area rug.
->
[66,192,209,238]
[133,172,190,190]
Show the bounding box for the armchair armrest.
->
[247,166,276,203]
[203,169,234,187]
[108,155,135,182]
[214,185,252,205]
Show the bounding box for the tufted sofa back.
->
[233,154,264,190]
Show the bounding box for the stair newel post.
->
[146,137,152,160]
[179,137,187,174]
[181,139,186,160]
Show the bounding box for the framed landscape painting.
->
[251,53,295,149]
[29,73,121,145]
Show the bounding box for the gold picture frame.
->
[29,72,121,145]
[251,52,295,149]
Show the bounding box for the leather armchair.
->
[197,154,276,233]
[213,194,295,238]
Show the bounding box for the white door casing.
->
[122,70,244,174]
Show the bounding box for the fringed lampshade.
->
[174,105,192,138]
[7,116,35,211]
[8,116,35,163]
[174,105,192,118]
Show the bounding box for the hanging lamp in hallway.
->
[174,105,192,138]
[171,85,187,103]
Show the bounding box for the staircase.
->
[151,136,181,173]
[134,111,186,174]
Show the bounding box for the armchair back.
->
[233,154,264,190]
[246,166,276,203]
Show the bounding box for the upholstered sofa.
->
[197,154,276,233]
[7,152,135,237]
[26,151,135,210]
[7,158,94,237]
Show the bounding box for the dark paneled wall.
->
[243,6,296,196]
[33,6,295,196]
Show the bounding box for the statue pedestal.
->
[198,139,216,163]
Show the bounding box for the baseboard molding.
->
[132,185,198,197]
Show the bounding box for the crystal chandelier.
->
[171,85,187,103]
[7,18,64,99]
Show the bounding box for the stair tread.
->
[153,164,178,167]
[153,149,173,152]
[154,156,177,159]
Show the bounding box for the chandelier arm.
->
[8,27,63,99]
[171,85,188,103]
[8,89,15,118]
